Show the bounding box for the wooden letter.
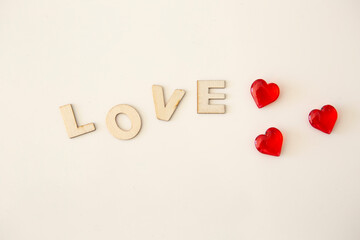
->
[106,104,142,140]
[59,104,96,138]
[152,85,186,121]
[197,80,226,114]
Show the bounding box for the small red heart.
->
[308,105,338,134]
[251,79,280,108]
[255,127,283,157]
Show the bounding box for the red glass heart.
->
[250,79,280,108]
[255,127,283,157]
[308,105,337,134]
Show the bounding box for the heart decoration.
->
[308,105,338,134]
[251,79,280,108]
[255,127,283,157]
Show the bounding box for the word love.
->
[60,79,338,157]
[60,80,226,140]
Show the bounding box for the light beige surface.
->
[1,0,360,239]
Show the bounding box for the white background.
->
[1,0,360,239]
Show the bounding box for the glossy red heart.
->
[255,127,283,157]
[251,79,280,108]
[308,105,338,134]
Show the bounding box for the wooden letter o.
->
[106,104,142,140]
